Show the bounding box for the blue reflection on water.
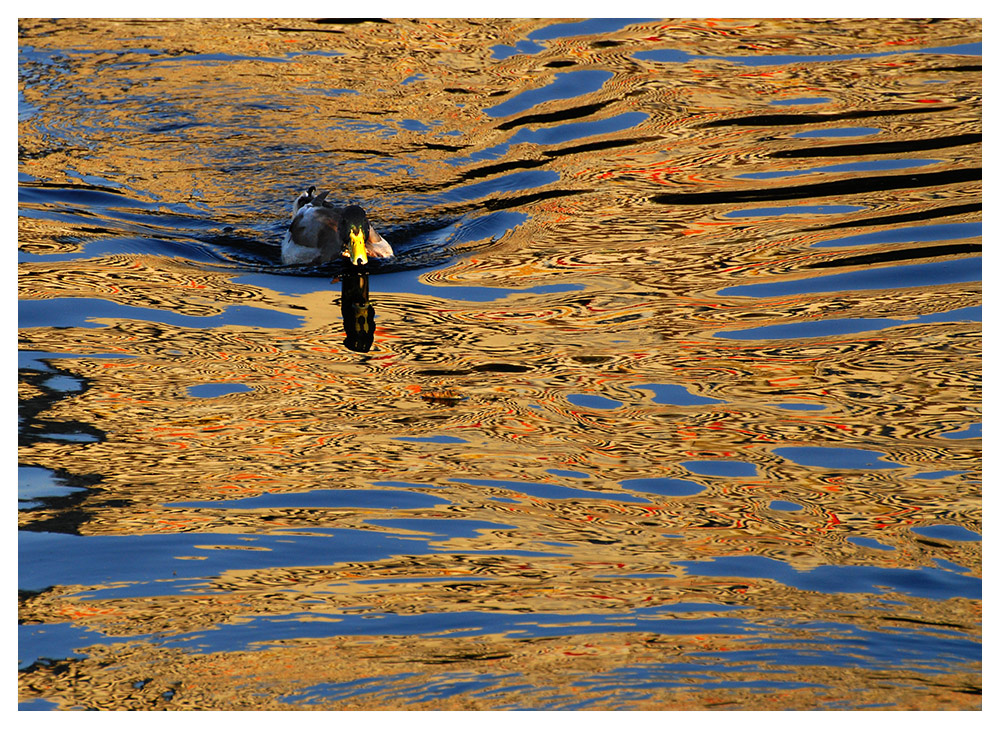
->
[508,112,648,146]
[546,469,591,479]
[682,460,757,477]
[284,661,822,707]
[19,297,304,330]
[493,19,654,59]
[17,231,225,265]
[18,622,139,669]
[39,432,99,443]
[18,529,435,594]
[572,671,818,695]
[911,525,981,542]
[793,127,880,138]
[143,51,314,65]
[531,18,655,41]
[719,257,981,297]
[449,111,648,167]
[738,158,940,180]
[934,559,974,574]
[187,382,252,398]
[633,48,693,63]
[159,608,755,656]
[914,43,982,55]
[398,118,431,132]
[635,42,981,66]
[768,500,803,512]
[675,555,980,599]
[485,70,613,117]
[436,169,560,204]
[775,446,902,470]
[909,470,968,480]
[364,518,517,539]
[567,393,623,410]
[813,221,981,248]
[43,374,84,393]
[237,264,586,307]
[400,675,501,704]
[770,97,831,105]
[378,273,583,302]
[630,383,725,406]
[18,698,60,711]
[329,118,396,138]
[620,477,705,497]
[168,489,451,511]
[280,673,424,706]
[18,184,162,209]
[19,350,134,370]
[19,466,88,509]
[492,39,546,60]
[394,435,469,444]
[941,422,981,439]
[372,480,450,490]
[849,537,895,551]
[724,204,865,218]
[689,622,979,669]
[717,305,981,340]
[450,478,649,503]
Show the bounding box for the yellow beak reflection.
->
[348,229,368,266]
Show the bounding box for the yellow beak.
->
[348,229,368,266]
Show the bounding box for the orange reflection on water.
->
[19,17,980,710]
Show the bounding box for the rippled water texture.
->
[18,18,981,710]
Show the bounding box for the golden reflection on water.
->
[19,18,980,710]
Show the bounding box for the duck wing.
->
[287,205,344,263]
[366,226,394,259]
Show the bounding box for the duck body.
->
[281,187,394,266]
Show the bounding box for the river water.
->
[17,18,981,710]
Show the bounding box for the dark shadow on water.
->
[340,270,375,353]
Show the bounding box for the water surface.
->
[18,17,981,710]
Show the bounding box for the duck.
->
[281,186,394,266]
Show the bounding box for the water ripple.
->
[18,17,981,710]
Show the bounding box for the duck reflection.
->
[340,270,375,352]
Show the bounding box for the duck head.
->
[340,204,371,266]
